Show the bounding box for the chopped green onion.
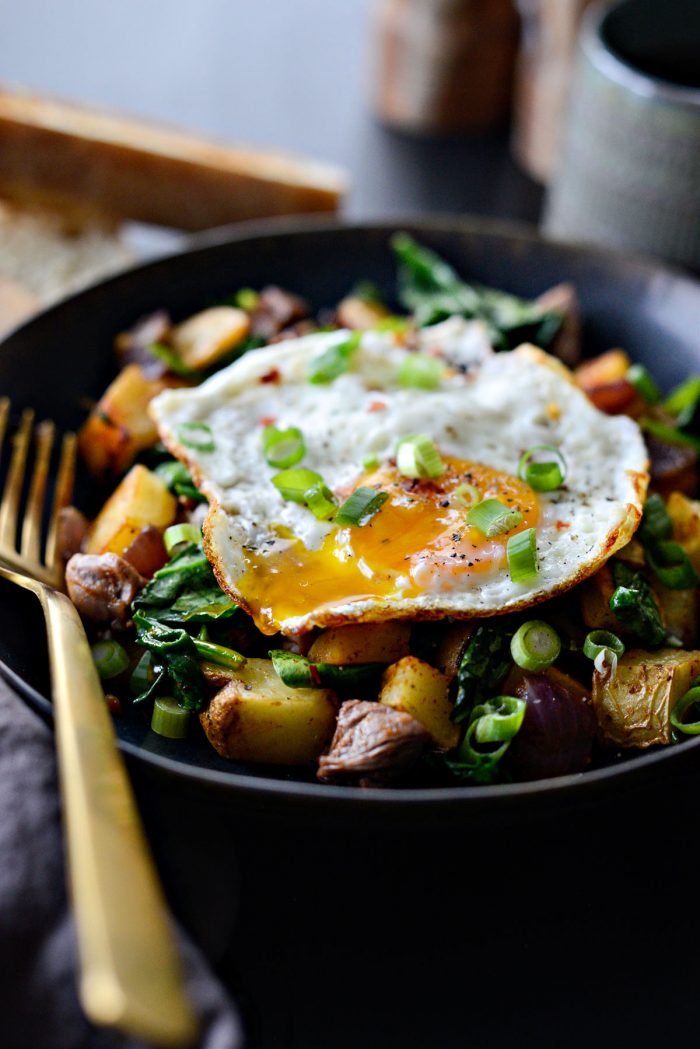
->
[640,417,700,452]
[149,342,198,378]
[192,638,246,670]
[510,621,561,671]
[308,331,361,384]
[272,468,324,503]
[336,487,389,526]
[262,425,306,469]
[507,527,538,583]
[362,454,380,470]
[396,434,445,479]
[163,523,201,555]
[151,696,191,739]
[626,363,660,404]
[583,630,625,662]
[467,498,523,538]
[645,540,699,590]
[452,483,480,509]
[154,461,206,503]
[454,695,526,780]
[176,421,215,453]
[398,353,443,390]
[670,680,700,735]
[234,287,259,311]
[640,493,673,542]
[91,640,130,680]
[664,376,700,425]
[269,649,384,691]
[304,481,338,521]
[517,445,566,492]
[130,650,159,697]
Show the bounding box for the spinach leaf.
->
[452,623,513,724]
[610,561,666,648]
[134,542,237,623]
[154,460,207,504]
[391,233,562,351]
[133,611,206,711]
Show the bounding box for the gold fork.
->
[0,398,198,1047]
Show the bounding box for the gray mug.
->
[543,0,700,269]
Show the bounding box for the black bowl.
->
[3,214,700,821]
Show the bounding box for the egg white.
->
[150,319,648,635]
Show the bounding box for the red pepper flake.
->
[309,664,322,686]
[368,400,387,413]
[259,368,281,384]
[259,415,277,427]
[555,520,571,530]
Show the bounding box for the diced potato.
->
[667,492,700,573]
[615,538,646,569]
[656,584,698,648]
[307,621,411,666]
[86,465,177,557]
[380,655,458,749]
[580,565,621,632]
[199,657,338,765]
[79,364,179,479]
[336,295,390,330]
[574,349,640,415]
[592,648,700,747]
[172,306,250,370]
[434,622,475,682]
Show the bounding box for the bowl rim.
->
[3,211,700,809]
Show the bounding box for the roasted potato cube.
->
[592,648,700,747]
[574,349,641,415]
[667,492,700,573]
[172,306,250,370]
[615,537,646,569]
[335,295,390,330]
[580,565,621,632]
[656,584,698,648]
[307,621,411,666]
[86,465,177,557]
[199,658,338,765]
[380,655,458,749]
[78,364,179,479]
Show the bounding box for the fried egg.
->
[150,318,648,636]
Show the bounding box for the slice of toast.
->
[0,87,347,231]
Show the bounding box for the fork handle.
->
[41,586,198,1047]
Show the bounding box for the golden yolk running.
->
[238,457,539,633]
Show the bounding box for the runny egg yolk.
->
[238,457,539,633]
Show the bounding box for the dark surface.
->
[2,217,700,1048]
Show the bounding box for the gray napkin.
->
[0,675,242,1049]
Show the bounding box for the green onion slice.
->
[645,540,699,590]
[192,638,246,670]
[305,481,338,521]
[456,695,526,770]
[362,454,380,470]
[670,680,700,736]
[91,640,130,680]
[272,468,324,503]
[308,331,361,383]
[336,486,389,527]
[262,424,306,469]
[234,287,259,311]
[640,418,700,452]
[163,523,201,555]
[663,376,700,424]
[149,342,198,378]
[177,421,215,452]
[640,493,673,542]
[451,483,480,509]
[130,651,159,697]
[398,352,443,390]
[510,621,561,671]
[396,434,445,479]
[507,527,538,583]
[517,445,566,492]
[583,630,625,663]
[626,363,660,405]
[467,498,523,538]
[151,696,191,739]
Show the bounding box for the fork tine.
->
[45,431,77,569]
[0,398,9,452]
[0,407,34,551]
[21,420,56,563]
